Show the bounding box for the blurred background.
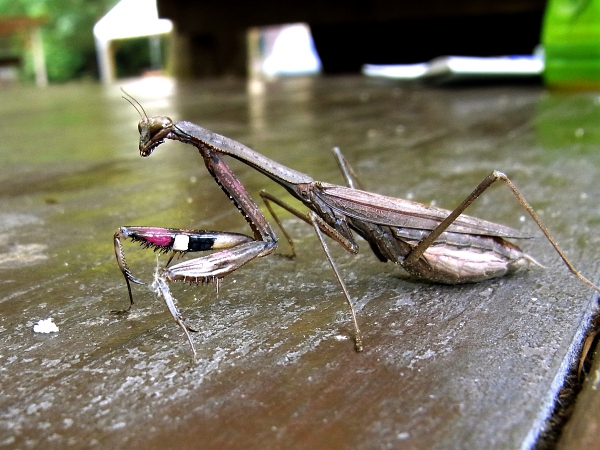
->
[1,0,594,86]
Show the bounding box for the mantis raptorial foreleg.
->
[114,149,278,355]
[114,226,256,307]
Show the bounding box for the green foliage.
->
[0,0,118,82]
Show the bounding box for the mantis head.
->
[138,116,174,157]
[121,88,174,157]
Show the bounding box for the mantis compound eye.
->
[148,117,173,138]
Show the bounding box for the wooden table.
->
[0,76,599,449]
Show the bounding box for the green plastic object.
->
[542,0,600,88]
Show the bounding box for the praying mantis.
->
[114,94,600,356]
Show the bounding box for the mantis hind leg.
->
[403,171,600,293]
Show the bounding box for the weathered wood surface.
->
[1,77,599,449]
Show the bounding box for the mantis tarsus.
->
[114,94,600,356]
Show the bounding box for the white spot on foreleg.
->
[173,234,190,251]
